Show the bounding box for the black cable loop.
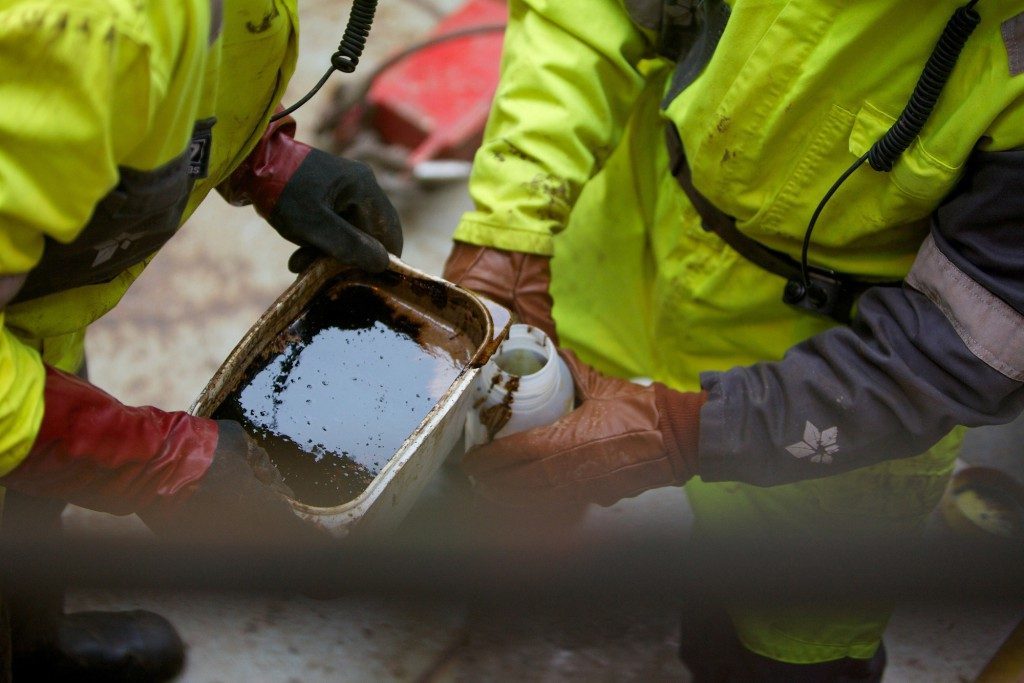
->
[799,152,868,289]
[867,5,980,171]
[271,0,379,121]
[333,0,378,72]
[794,0,982,303]
[272,67,336,121]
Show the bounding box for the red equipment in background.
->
[325,0,507,176]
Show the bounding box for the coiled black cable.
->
[272,0,379,121]
[332,0,378,73]
[867,0,981,171]
[796,0,982,299]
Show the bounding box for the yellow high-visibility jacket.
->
[454,0,1024,484]
[0,0,299,475]
[454,0,1024,662]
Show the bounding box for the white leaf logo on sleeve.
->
[786,421,839,464]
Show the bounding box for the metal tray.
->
[191,256,510,538]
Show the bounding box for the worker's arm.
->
[443,0,660,386]
[452,2,1024,503]
[3,366,321,542]
[217,113,402,273]
[0,5,320,540]
[448,245,705,507]
[0,3,176,476]
[699,148,1024,486]
[459,149,1024,505]
[443,0,657,346]
[452,0,657,255]
[444,0,694,506]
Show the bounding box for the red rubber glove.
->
[3,367,321,542]
[218,113,402,273]
[443,242,706,507]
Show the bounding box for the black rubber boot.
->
[3,491,185,682]
[12,610,185,682]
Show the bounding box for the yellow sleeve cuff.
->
[452,216,556,257]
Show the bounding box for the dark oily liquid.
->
[215,285,464,508]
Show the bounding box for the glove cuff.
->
[217,112,313,218]
[654,385,706,482]
[3,366,218,514]
[442,242,558,340]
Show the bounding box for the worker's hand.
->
[444,241,705,507]
[462,350,706,507]
[139,421,327,544]
[442,242,556,339]
[270,149,403,273]
[217,113,401,273]
[3,367,325,544]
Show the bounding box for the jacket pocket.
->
[739,101,963,275]
[846,101,963,226]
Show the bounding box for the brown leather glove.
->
[462,349,705,507]
[443,242,706,507]
[442,242,557,339]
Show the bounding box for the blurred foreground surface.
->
[73,1,1024,680]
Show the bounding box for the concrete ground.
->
[64,1,1023,680]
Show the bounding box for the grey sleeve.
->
[698,148,1024,487]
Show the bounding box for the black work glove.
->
[269,149,403,273]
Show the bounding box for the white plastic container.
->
[465,324,575,448]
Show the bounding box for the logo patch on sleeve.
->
[1003,13,1024,76]
[786,421,839,464]
[187,130,212,179]
[186,118,217,179]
